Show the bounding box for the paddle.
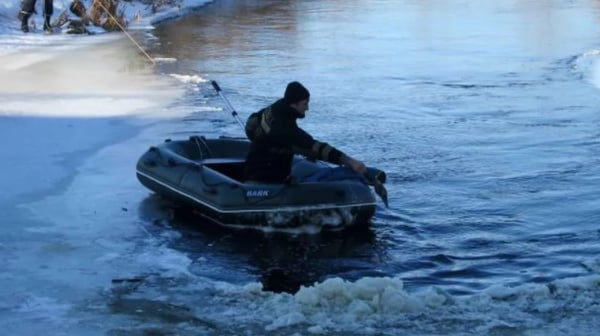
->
[371,175,389,208]
[210,80,389,207]
[211,80,245,130]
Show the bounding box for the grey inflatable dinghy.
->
[136,135,386,232]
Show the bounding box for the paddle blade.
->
[373,181,389,208]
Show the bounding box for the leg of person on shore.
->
[43,0,54,32]
[18,0,35,32]
[18,0,54,33]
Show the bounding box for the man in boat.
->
[18,0,53,32]
[244,81,367,183]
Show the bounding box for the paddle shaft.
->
[211,80,245,131]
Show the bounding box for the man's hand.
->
[343,155,367,174]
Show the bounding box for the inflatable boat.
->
[136,136,387,232]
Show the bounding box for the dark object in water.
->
[136,136,387,233]
[260,267,307,294]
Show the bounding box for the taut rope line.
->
[95,0,155,65]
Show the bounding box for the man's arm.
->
[294,128,366,174]
[340,154,367,174]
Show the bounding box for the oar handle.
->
[211,80,222,92]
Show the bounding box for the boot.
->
[43,15,52,32]
[19,11,30,33]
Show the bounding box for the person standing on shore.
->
[19,0,54,33]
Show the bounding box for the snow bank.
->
[0,1,213,37]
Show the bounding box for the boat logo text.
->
[246,189,270,197]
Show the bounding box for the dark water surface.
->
[150,0,600,292]
[5,0,600,335]
[135,1,600,333]
[131,1,600,333]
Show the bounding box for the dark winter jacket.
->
[244,98,346,183]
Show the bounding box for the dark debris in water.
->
[112,277,144,284]
[107,327,179,336]
[260,267,314,294]
[108,298,218,330]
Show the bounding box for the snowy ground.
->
[0,1,211,333]
[0,0,213,34]
[0,0,212,204]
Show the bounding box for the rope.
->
[95,0,155,65]
[194,136,204,160]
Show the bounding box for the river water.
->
[142,0,600,333]
[3,0,600,335]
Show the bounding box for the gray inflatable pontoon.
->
[136,136,386,232]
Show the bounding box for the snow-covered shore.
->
[0,0,212,204]
[0,1,213,32]
[0,1,212,53]
[0,2,217,334]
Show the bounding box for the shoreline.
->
[0,22,187,211]
[0,115,146,209]
[0,1,215,35]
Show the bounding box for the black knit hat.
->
[284,81,310,103]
